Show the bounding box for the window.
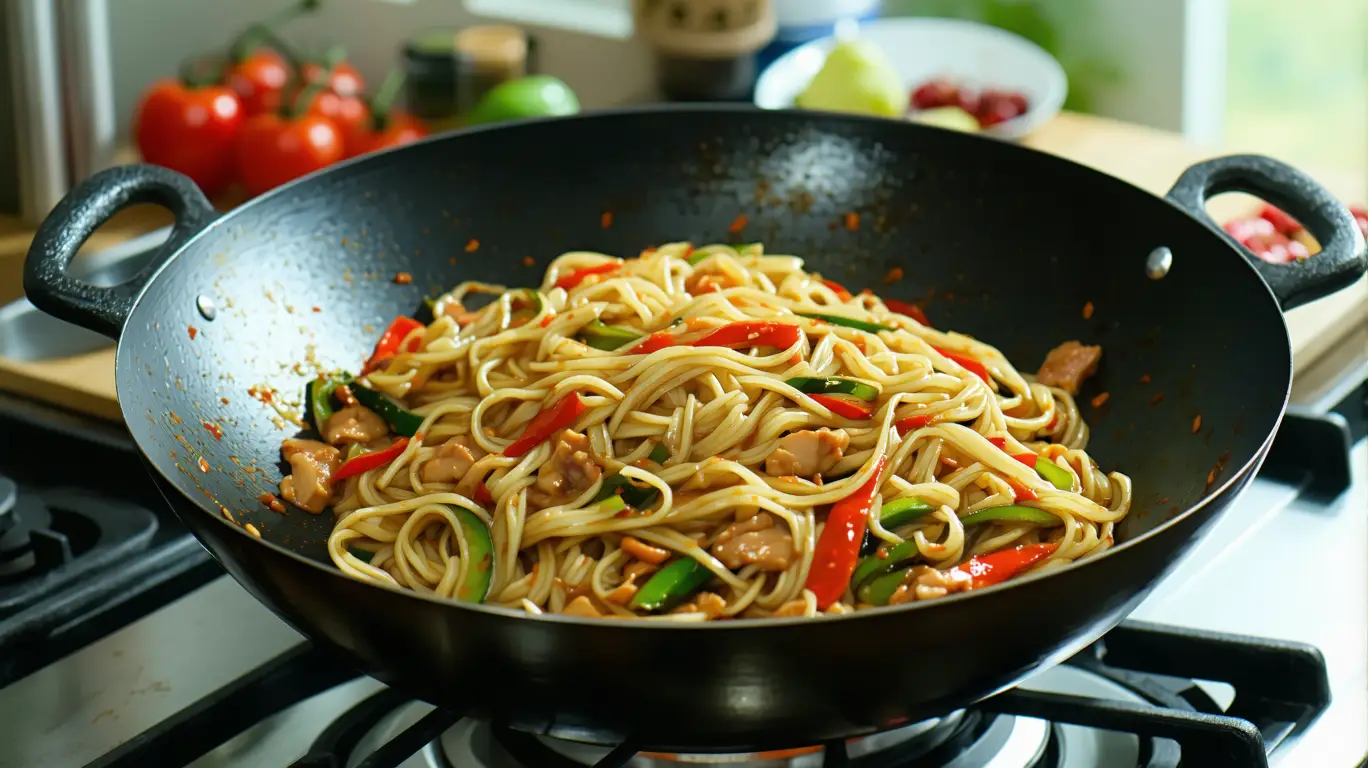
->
[1224,0,1366,170]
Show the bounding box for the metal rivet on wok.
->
[196,295,217,321]
[1146,247,1173,280]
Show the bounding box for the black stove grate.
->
[0,393,220,686]
[84,620,1330,768]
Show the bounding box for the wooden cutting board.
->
[1,111,1364,421]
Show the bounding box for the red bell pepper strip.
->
[629,331,679,355]
[933,347,990,384]
[694,321,801,350]
[954,543,1057,589]
[809,393,873,420]
[895,413,934,435]
[1006,477,1038,502]
[503,392,586,458]
[474,483,495,506]
[885,298,930,326]
[555,262,620,291]
[334,437,411,481]
[987,437,1038,469]
[364,316,424,372]
[821,279,852,301]
[805,457,887,608]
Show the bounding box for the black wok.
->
[24,106,1366,750]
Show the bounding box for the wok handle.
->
[1165,154,1367,311]
[23,164,216,340]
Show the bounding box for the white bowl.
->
[754,17,1068,141]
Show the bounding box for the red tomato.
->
[224,50,291,116]
[234,113,344,196]
[134,79,244,196]
[304,60,365,97]
[307,90,371,154]
[351,113,429,158]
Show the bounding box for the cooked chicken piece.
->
[561,596,603,618]
[887,565,974,606]
[773,599,809,618]
[534,429,602,504]
[420,435,487,484]
[279,439,341,514]
[671,592,727,618]
[323,405,389,445]
[764,428,849,477]
[1037,341,1103,396]
[710,512,794,571]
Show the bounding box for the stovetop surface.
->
[0,435,1358,768]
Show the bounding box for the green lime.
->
[466,76,581,126]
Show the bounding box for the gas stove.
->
[0,368,1363,768]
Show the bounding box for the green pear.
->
[796,40,907,118]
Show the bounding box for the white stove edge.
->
[0,442,1363,768]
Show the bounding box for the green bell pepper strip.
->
[581,319,642,351]
[850,539,920,593]
[797,312,895,334]
[649,444,669,463]
[349,383,425,437]
[594,473,659,510]
[305,372,356,429]
[784,377,879,401]
[629,557,712,612]
[858,566,911,606]
[305,378,337,428]
[596,495,627,515]
[880,497,935,528]
[451,505,494,603]
[510,289,544,320]
[960,505,1062,527]
[1033,457,1074,491]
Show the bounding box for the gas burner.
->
[0,487,158,615]
[391,708,1058,767]
[0,395,218,679]
[235,621,1317,768]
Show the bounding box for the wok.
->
[24,106,1366,750]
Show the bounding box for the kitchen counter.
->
[0,111,1364,420]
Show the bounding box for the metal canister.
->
[403,25,535,133]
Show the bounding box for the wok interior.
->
[119,108,1289,575]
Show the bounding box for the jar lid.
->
[635,0,778,60]
[454,25,530,72]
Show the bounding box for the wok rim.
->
[110,104,1295,630]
